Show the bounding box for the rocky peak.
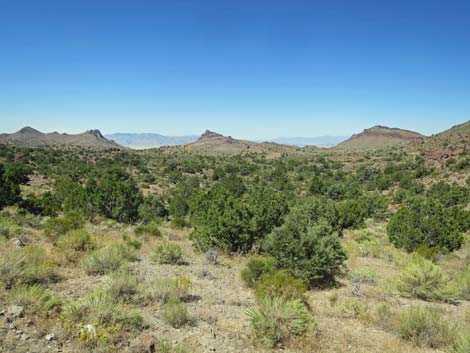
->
[199,130,226,140]
[17,126,42,135]
[85,129,105,139]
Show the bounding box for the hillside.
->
[335,125,423,150]
[105,133,198,149]
[0,127,122,149]
[420,120,470,163]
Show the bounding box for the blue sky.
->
[1,0,469,139]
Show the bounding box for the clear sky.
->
[1,0,469,139]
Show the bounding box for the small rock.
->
[45,333,55,341]
[83,324,96,338]
[7,305,24,318]
[20,333,29,341]
[140,335,160,353]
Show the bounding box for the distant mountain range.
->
[2,121,468,155]
[0,127,121,149]
[104,133,199,149]
[105,132,348,149]
[268,136,348,147]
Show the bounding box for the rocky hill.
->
[420,120,470,163]
[335,125,423,150]
[179,130,296,155]
[0,127,122,149]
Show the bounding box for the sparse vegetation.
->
[0,121,468,352]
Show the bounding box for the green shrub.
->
[0,246,55,288]
[43,213,84,242]
[448,335,470,353]
[81,243,137,275]
[399,306,457,348]
[254,270,307,302]
[190,185,288,252]
[0,163,22,208]
[416,245,440,263]
[134,222,161,237]
[241,257,276,288]
[162,300,188,328]
[387,198,464,252]
[264,212,347,287]
[396,257,454,301]
[337,198,368,230]
[8,284,61,314]
[150,243,182,264]
[246,296,313,348]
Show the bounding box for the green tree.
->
[387,197,464,252]
[264,202,347,287]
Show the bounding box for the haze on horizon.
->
[1,0,470,140]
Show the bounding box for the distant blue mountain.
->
[105,133,199,149]
[105,132,349,149]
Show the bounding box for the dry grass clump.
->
[396,257,455,301]
[145,276,191,304]
[8,284,61,315]
[43,213,84,242]
[339,298,371,322]
[150,242,182,264]
[62,288,146,348]
[81,243,137,275]
[56,229,94,263]
[456,266,470,300]
[398,306,458,348]
[246,296,314,348]
[104,270,141,304]
[0,216,20,239]
[0,246,55,288]
[162,300,189,328]
[157,341,192,353]
[448,335,470,353]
